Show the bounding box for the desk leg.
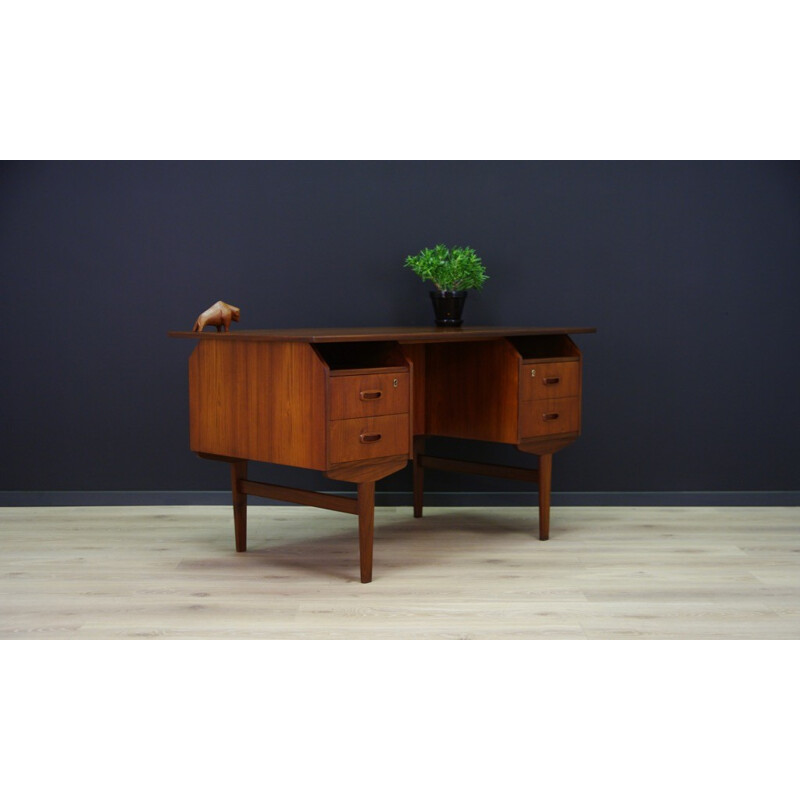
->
[538,453,552,541]
[357,481,375,583]
[231,460,248,552]
[413,435,425,518]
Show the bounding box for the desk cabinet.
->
[171,326,595,582]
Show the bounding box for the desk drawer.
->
[329,413,409,464]
[329,371,409,420]
[520,398,580,438]
[520,361,580,402]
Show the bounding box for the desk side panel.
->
[189,340,327,470]
[399,343,426,439]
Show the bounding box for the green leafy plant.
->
[404,244,489,292]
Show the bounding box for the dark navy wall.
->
[1,161,798,500]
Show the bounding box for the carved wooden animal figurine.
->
[193,301,241,332]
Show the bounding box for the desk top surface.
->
[168,326,597,343]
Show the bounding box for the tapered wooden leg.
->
[413,435,425,518]
[231,460,248,552]
[357,481,375,583]
[538,453,552,541]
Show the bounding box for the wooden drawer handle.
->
[360,390,383,401]
[542,377,560,385]
[360,432,382,443]
[542,412,560,421]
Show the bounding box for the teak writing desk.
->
[169,326,596,582]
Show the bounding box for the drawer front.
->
[519,360,580,402]
[329,371,410,420]
[329,413,410,464]
[519,398,580,438]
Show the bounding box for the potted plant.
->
[404,244,489,327]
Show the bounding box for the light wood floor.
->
[1,505,798,639]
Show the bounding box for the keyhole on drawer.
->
[530,369,536,377]
[393,378,398,387]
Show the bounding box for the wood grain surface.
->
[425,339,521,444]
[329,371,410,420]
[1,506,798,639]
[189,339,328,469]
[169,326,597,343]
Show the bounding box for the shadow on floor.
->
[202,507,547,582]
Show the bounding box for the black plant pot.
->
[430,290,468,327]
